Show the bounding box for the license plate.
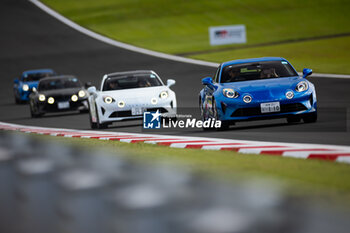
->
[58,101,70,109]
[131,107,144,115]
[260,102,280,113]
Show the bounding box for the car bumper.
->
[217,92,317,121]
[98,100,176,124]
[38,99,88,113]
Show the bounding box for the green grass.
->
[37,134,350,204]
[192,36,350,74]
[41,0,350,74]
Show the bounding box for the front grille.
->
[109,111,132,118]
[108,108,168,118]
[146,108,168,113]
[49,95,71,102]
[231,103,307,117]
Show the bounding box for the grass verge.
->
[35,134,350,204]
[41,0,350,74]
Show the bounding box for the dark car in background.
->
[13,69,56,104]
[29,75,89,117]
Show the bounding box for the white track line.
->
[29,0,350,79]
[29,0,217,68]
[2,122,350,164]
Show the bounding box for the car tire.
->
[287,116,301,124]
[30,101,42,118]
[213,99,229,131]
[14,92,22,104]
[200,98,212,131]
[303,112,317,123]
[15,97,20,104]
[95,103,108,129]
[88,102,97,129]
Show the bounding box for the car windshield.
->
[220,60,298,83]
[38,77,82,91]
[23,72,54,82]
[103,73,162,91]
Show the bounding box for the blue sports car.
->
[199,57,317,129]
[13,69,56,104]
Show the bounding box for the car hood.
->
[222,76,302,94]
[39,88,83,96]
[22,81,39,88]
[100,86,169,98]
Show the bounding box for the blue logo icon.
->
[143,110,161,129]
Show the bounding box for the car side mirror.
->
[303,68,313,78]
[85,82,92,89]
[14,79,19,84]
[166,79,176,87]
[87,86,97,94]
[202,77,213,86]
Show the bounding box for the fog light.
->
[71,95,78,102]
[286,91,294,99]
[243,95,252,103]
[48,97,55,104]
[151,98,158,105]
[118,100,125,108]
[38,94,46,102]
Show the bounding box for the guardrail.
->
[1,131,349,233]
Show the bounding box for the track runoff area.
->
[1,0,349,163]
[1,122,350,164]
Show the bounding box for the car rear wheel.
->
[303,112,317,123]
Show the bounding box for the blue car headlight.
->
[296,81,308,92]
[223,88,239,98]
[22,84,29,91]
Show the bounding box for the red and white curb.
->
[1,121,350,164]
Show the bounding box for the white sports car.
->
[87,70,177,129]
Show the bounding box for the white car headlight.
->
[22,84,29,91]
[159,91,168,99]
[223,88,239,98]
[48,97,55,104]
[71,95,78,102]
[78,90,86,98]
[151,98,158,105]
[38,94,46,102]
[296,81,308,92]
[103,96,114,104]
[118,100,125,108]
[285,91,294,99]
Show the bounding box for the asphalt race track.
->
[1,0,349,145]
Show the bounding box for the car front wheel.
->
[213,99,229,130]
[30,101,42,118]
[303,112,317,123]
[95,104,108,129]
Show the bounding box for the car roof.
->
[106,70,156,78]
[221,57,286,67]
[22,68,55,75]
[101,70,159,89]
[39,75,77,82]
